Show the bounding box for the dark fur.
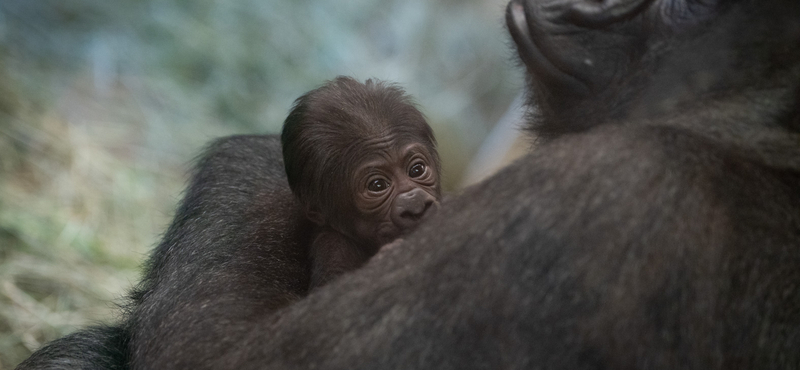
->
[125,136,313,367]
[17,0,800,368]
[15,326,128,370]
[308,228,368,289]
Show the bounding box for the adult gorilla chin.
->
[17,0,800,369]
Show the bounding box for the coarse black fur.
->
[15,326,128,370]
[125,135,314,366]
[17,0,800,368]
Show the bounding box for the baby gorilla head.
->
[282,76,441,256]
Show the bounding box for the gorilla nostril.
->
[408,200,436,219]
[421,200,433,214]
[400,211,416,220]
[400,199,433,221]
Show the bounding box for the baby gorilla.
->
[281,76,441,289]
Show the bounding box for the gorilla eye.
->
[408,163,426,178]
[368,179,389,192]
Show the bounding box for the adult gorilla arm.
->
[134,125,800,370]
[128,135,313,366]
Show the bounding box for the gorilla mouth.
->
[506,1,590,95]
[505,0,652,95]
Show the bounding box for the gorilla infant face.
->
[281,76,442,253]
[346,140,440,248]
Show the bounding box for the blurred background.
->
[0,0,527,366]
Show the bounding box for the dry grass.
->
[0,81,186,368]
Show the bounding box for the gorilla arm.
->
[128,135,313,368]
[131,126,800,369]
[309,229,369,289]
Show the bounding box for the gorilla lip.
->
[557,0,654,28]
[505,1,590,95]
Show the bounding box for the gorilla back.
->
[18,0,800,369]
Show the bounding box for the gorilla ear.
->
[305,206,326,226]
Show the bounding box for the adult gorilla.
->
[18,0,800,369]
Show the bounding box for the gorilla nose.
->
[391,189,438,230]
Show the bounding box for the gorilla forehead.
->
[288,77,433,157]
